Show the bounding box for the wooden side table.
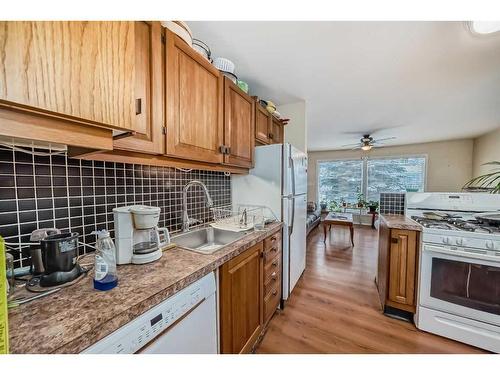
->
[323,212,354,246]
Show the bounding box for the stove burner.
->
[411,216,500,234]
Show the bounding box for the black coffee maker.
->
[39,232,83,287]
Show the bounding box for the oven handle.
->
[423,244,500,263]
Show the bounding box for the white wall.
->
[278,101,307,153]
[472,126,500,177]
[307,139,474,202]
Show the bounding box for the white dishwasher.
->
[83,272,218,354]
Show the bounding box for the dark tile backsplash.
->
[379,192,405,215]
[0,148,231,267]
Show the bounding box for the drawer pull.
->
[272,261,278,267]
[272,290,278,296]
[271,271,277,280]
[270,247,278,253]
[270,236,277,242]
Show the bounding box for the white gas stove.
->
[406,192,500,353]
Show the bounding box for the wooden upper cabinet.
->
[165,29,223,164]
[220,242,263,354]
[255,105,271,144]
[271,117,284,144]
[0,21,136,131]
[223,77,255,168]
[114,22,164,154]
[388,229,417,307]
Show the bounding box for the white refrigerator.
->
[231,143,307,301]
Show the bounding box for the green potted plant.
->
[328,200,342,213]
[368,200,379,213]
[463,161,500,193]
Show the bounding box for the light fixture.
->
[468,21,500,35]
[361,144,372,151]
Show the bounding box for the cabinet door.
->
[271,117,283,144]
[114,22,164,154]
[223,77,255,168]
[220,242,263,354]
[0,21,136,130]
[165,29,223,164]
[255,105,271,144]
[388,229,417,306]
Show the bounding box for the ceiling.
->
[187,21,500,151]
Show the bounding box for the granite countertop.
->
[380,214,422,231]
[8,222,283,354]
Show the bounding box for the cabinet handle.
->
[272,261,278,267]
[272,290,278,296]
[270,236,277,242]
[271,271,277,280]
[271,247,277,253]
[135,98,142,115]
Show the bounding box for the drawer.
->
[264,231,282,252]
[264,254,280,278]
[263,241,281,265]
[264,270,280,296]
[264,284,281,323]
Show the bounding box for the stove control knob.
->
[442,237,451,245]
[485,240,494,250]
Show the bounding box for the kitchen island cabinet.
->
[377,215,422,316]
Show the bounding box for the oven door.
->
[420,244,500,327]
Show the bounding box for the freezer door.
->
[287,194,307,298]
[231,144,283,219]
[283,144,308,197]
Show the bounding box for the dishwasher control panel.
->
[82,272,216,354]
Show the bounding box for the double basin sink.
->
[173,227,252,254]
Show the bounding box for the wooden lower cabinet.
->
[219,230,282,354]
[220,242,263,354]
[377,219,419,314]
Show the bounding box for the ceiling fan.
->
[340,134,396,151]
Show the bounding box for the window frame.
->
[316,154,428,203]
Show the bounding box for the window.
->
[318,159,363,204]
[318,156,426,204]
[366,157,426,201]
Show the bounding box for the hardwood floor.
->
[256,224,485,354]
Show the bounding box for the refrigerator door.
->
[289,145,307,195]
[283,193,307,299]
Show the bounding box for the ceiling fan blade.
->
[339,142,362,147]
[372,137,396,144]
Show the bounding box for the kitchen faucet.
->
[182,180,214,232]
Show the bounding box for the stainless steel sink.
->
[173,227,250,254]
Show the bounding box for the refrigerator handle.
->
[290,151,296,197]
[289,196,295,236]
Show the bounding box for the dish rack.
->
[210,205,278,232]
[210,205,263,232]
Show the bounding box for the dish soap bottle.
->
[92,230,118,291]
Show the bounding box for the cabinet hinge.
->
[162,126,167,135]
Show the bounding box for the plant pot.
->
[320,203,327,210]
